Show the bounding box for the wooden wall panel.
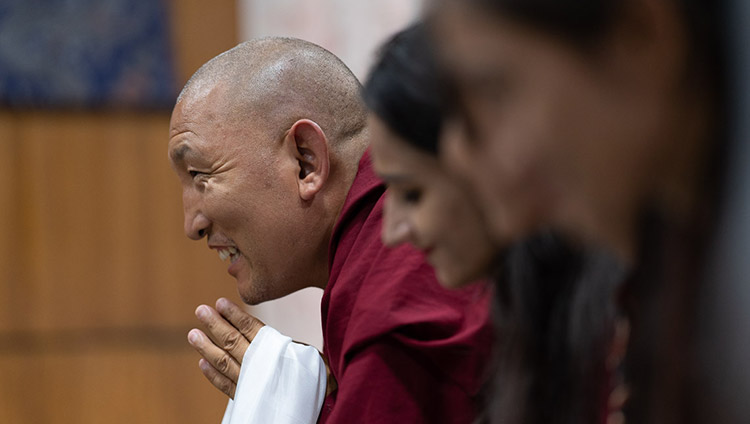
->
[0,111,245,422]
[0,113,20,332]
[0,2,241,422]
[0,348,227,423]
[0,111,243,332]
[167,0,239,85]
[0,115,12,319]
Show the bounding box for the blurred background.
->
[0,0,419,422]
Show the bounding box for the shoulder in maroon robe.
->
[318,150,493,423]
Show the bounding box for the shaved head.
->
[169,37,371,304]
[177,37,368,151]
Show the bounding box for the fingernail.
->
[216,298,228,310]
[196,305,209,319]
[188,329,201,344]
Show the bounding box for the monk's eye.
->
[187,170,210,187]
[188,170,207,179]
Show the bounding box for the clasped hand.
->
[188,297,338,399]
[187,297,265,399]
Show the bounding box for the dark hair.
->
[471,0,621,48]
[463,0,725,111]
[453,1,729,423]
[363,23,441,154]
[486,232,624,424]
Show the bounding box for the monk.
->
[168,37,492,423]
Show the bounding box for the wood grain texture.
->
[0,2,242,421]
[167,0,238,86]
[0,111,245,423]
[0,111,243,332]
[0,347,228,423]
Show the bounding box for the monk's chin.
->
[237,277,296,306]
[237,280,272,306]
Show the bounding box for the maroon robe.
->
[318,151,493,423]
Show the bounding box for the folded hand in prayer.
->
[187,297,265,399]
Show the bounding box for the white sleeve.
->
[219,325,327,424]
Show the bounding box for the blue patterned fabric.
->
[0,0,177,108]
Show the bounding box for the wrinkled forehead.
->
[172,81,229,125]
[168,86,229,157]
[168,87,281,168]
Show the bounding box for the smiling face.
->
[168,83,319,304]
[370,115,496,287]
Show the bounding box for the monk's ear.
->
[285,119,330,201]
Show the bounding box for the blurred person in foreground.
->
[427,0,727,422]
[364,23,626,424]
[168,37,492,423]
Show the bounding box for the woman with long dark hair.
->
[427,1,728,422]
[364,24,625,424]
